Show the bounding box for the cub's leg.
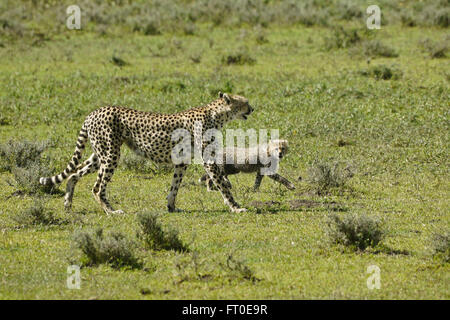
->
[167,164,188,212]
[64,153,99,210]
[199,173,217,191]
[200,168,231,191]
[268,173,295,190]
[203,163,246,213]
[206,172,231,191]
[206,177,216,191]
[223,175,232,189]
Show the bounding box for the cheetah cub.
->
[199,139,295,191]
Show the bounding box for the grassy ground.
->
[0,2,449,299]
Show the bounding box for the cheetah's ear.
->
[219,91,224,98]
[222,93,231,104]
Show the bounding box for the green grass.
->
[0,1,449,299]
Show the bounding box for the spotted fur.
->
[199,139,295,191]
[40,92,253,214]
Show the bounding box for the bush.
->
[362,40,398,58]
[359,64,403,80]
[327,213,384,251]
[183,22,196,35]
[419,39,448,59]
[10,162,54,194]
[110,54,128,67]
[130,16,162,35]
[400,9,416,27]
[255,31,269,44]
[431,231,449,263]
[0,140,55,194]
[220,253,259,282]
[0,139,48,172]
[222,47,256,65]
[420,5,449,28]
[137,212,188,252]
[73,228,142,269]
[307,161,353,194]
[189,52,202,64]
[336,1,363,20]
[323,26,361,50]
[12,201,64,227]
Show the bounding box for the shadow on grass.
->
[250,199,348,214]
[369,244,410,256]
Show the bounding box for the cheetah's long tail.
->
[39,125,88,186]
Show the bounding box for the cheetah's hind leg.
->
[91,145,124,215]
[64,153,99,211]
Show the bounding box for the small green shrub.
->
[0,140,55,194]
[0,17,24,39]
[189,52,202,64]
[174,251,211,283]
[400,9,416,27]
[420,6,449,28]
[307,161,353,194]
[336,2,363,20]
[222,47,256,65]
[362,40,398,58]
[10,162,54,194]
[12,201,64,227]
[183,22,196,35]
[220,253,259,282]
[431,231,449,263]
[110,55,128,67]
[137,212,188,252]
[327,213,384,251]
[73,228,142,269]
[0,139,48,172]
[359,64,403,80]
[255,31,269,44]
[130,16,161,35]
[419,38,448,59]
[323,26,361,50]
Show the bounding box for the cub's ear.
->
[219,92,231,103]
[222,93,231,104]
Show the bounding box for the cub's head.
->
[268,139,289,159]
[219,92,254,120]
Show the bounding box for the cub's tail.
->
[39,125,88,186]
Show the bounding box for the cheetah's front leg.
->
[203,163,246,213]
[167,164,188,212]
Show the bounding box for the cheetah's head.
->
[219,92,254,120]
[268,139,289,159]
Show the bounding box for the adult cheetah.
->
[40,92,253,214]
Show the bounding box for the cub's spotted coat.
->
[199,139,295,191]
[40,93,253,214]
